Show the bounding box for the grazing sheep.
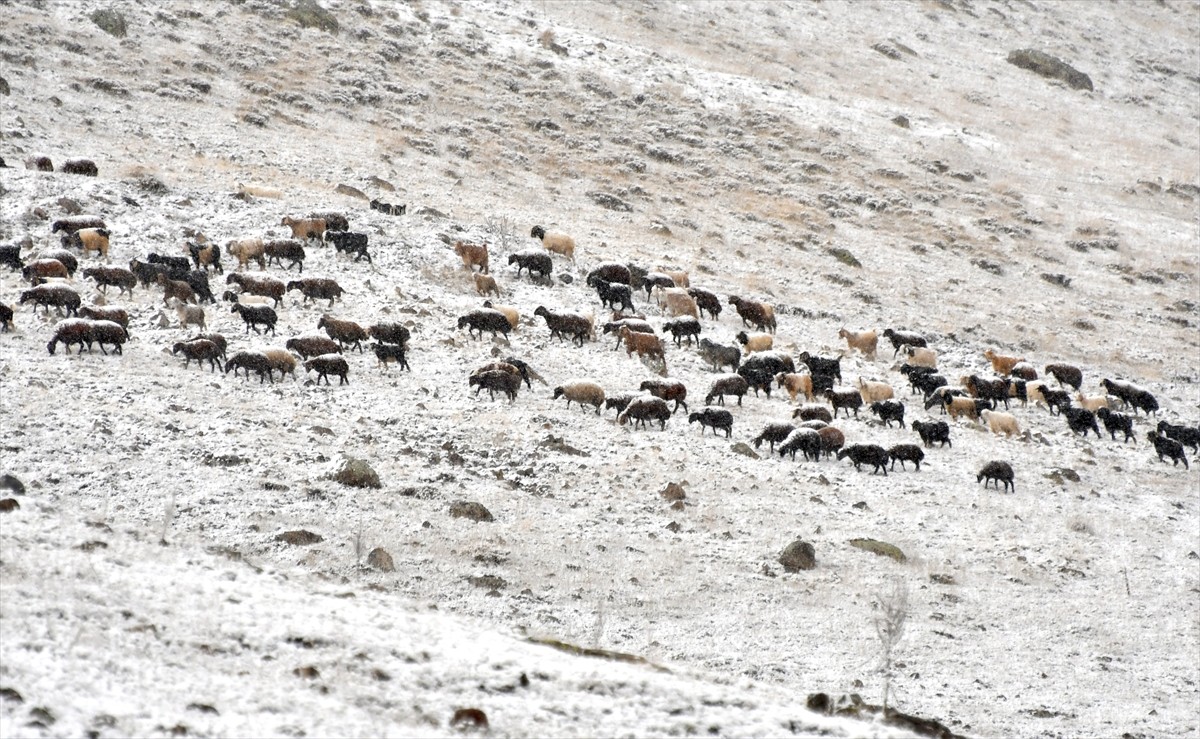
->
[471,360,530,391]
[593,279,635,312]
[61,158,98,176]
[530,225,575,261]
[587,263,633,288]
[225,351,273,383]
[534,306,591,346]
[1146,431,1188,468]
[453,242,490,274]
[980,409,1020,438]
[0,303,12,332]
[183,270,216,304]
[171,299,206,331]
[237,183,282,199]
[227,238,267,271]
[1075,392,1113,412]
[469,369,520,402]
[372,341,410,371]
[888,444,925,472]
[882,328,927,357]
[78,305,129,330]
[172,339,221,371]
[482,301,519,331]
[983,349,1025,376]
[655,317,698,348]
[46,319,93,355]
[963,374,1012,410]
[1096,408,1136,443]
[230,303,278,335]
[1157,420,1200,454]
[82,266,136,296]
[618,395,672,430]
[705,374,750,406]
[686,287,722,320]
[797,352,842,384]
[858,378,895,404]
[912,419,952,448]
[474,273,502,297]
[157,273,197,306]
[735,331,773,354]
[0,244,24,272]
[838,327,878,360]
[604,393,639,416]
[188,333,228,362]
[728,296,776,333]
[285,335,343,359]
[287,278,345,308]
[370,199,405,216]
[19,284,80,316]
[837,444,890,474]
[686,408,732,437]
[904,345,938,369]
[318,315,368,352]
[226,273,285,307]
[793,405,833,424]
[620,326,666,368]
[509,249,554,281]
[45,250,79,277]
[88,319,128,355]
[264,240,306,272]
[1131,388,1160,416]
[977,461,1015,492]
[779,428,822,461]
[553,380,606,415]
[70,228,110,262]
[458,309,512,341]
[1063,407,1101,438]
[825,388,863,419]
[817,426,845,458]
[1010,362,1038,381]
[640,378,688,414]
[775,372,815,403]
[22,259,70,284]
[261,348,300,381]
[945,395,991,421]
[1045,363,1083,391]
[741,351,795,377]
[26,155,53,171]
[870,400,906,428]
[52,215,106,238]
[188,241,224,274]
[305,354,350,386]
[281,216,327,242]
[642,272,676,301]
[309,212,349,233]
[660,289,700,320]
[753,422,796,452]
[698,338,740,372]
[367,322,411,347]
[325,231,372,263]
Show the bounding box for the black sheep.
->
[965,374,1012,410]
[533,306,589,346]
[509,250,553,280]
[264,240,306,272]
[888,444,925,472]
[1146,431,1188,469]
[1063,407,1101,438]
[977,461,1015,492]
[836,444,889,474]
[870,400,906,428]
[797,352,842,383]
[305,354,350,386]
[325,231,371,263]
[881,328,926,357]
[1045,363,1083,391]
[372,342,410,371]
[779,428,822,461]
[793,405,833,424]
[1040,388,1073,416]
[147,252,192,280]
[370,199,405,216]
[594,279,636,312]
[458,309,512,341]
[825,388,862,419]
[687,287,722,320]
[912,419,952,448]
[662,317,702,346]
[688,408,733,437]
[0,302,12,332]
[617,396,671,430]
[698,338,740,372]
[368,322,411,347]
[706,374,749,406]
[753,423,795,453]
[586,263,631,287]
[230,303,277,335]
[225,351,274,383]
[1157,420,1200,454]
[1096,408,1136,443]
[0,244,23,271]
[469,369,520,402]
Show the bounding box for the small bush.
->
[90,8,128,38]
[286,0,339,34]
[826,247,861,268]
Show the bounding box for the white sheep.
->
[1025,380,1050,409]
[838,327,877,360]
[552,380,606,415]
[857,378,895,403]
[980,409,1020,437]
[237,183,282,199]
[904,345,938,369]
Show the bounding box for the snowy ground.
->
[1,1,1198,737]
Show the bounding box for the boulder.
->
[1006,49,1093,91]
[334,458,380,488]
[779,540,817,572]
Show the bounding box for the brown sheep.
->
[620,326,666,369]
[22,259,70,284]
[157,273,198,306]
[474,273,501,297]
[983,349,1025,376]
[281,216,327,242]
[454,241,490,274]
[728,296,776,333]
[318,315,368,353]
[838,328,877,360]
[227,238,267,270]
[71,228,111,261]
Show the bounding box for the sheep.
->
[230,303,278,335]
[1131,388,1160,416]
[753,423,796,452]
[1075,392,1112,412]
[793,405,833,424]
[797,352,842,384]
[61,158,98,176]
[70,228,110,261]
[603,319,654,350]
[683,407,730,437]
[224,352,272,382]
[188,241,224,274]
[482,301,519,331]
[735,331,773,354]
[82,266,136,296]
[188,333,228,362]
[1099,379,1139,411]
[660,289,700,320]
[686,287,722,320]
[474,273,502,297]
[980,409,1021,438]
[978,460,1015,491]
[147,252,193,279]
[472,362,527,391]
[500,357,534,389]
[945,395,991,421]
[305,354,350,386]
[325,231,372,263]
[281,216,327,242]
[262,348,300,382]
[838,328,877,360]
[78,305,129,330]
[1146,431,1188,468]
[817,426,845,458]
[0,303,12,333]
[882,328,927,357]
[51,215,106,237]
[453,241,489,274]
[640,378,688,414]
[888,444,925,472]
[858,378,895,404]
[904,345,938,369]
[642,272,676,301]
[620,326,666,368]
[509,250,553,281]
[738,364,775,398]
[741,351,794,377]
[593,279,635,312]
[157,274,197,306]
[912,419,952,448]
[530,225,575,261]
[728,296,775,333]
[1010,362,1038,381]
[183,270,216,304]
[657,268,689,289]
[775,372,815,403]
[698,338,740,372]
[46,319,93,355]
[1039,387,1073,416]
[1157,420,1200,454]
[318,315,368,352]
[983,349,1025,376]
[603,393,638,416]
[553,380,606,415]
[129,258,170,288]
[19,285,80,316]
[287,278,345,308]
[372,341,410,371]
[171,299,206,331]
[236,183,282,199]
[226,273,285,307]
[963,374,1012,410]
[617,395,671,430]
[901,364,938,393]
[22,259,71,284]
[370,199,405,216]
[26,155,53,171]
[587,263,632,288]
[367,322,410,347]
[1095,408,1136,443]
[705,374,750,406]
[534,306,591,346]
[285,335,343,359]
[310,212,349,233]
[469,369,519,402]
[223,290,272,307]
[825,388,863,418]
[778,428,822,461]
[870,400,906,428]
[1045,363,1083,391]
[836,444,890,474]
[458,309,512,342]
[172,339,222,371]
[1062,407,1101,438]
[227,238,267,270]
[264,240,306,272]
[45,250,80,277]
[0,244,24,272]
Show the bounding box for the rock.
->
[275,530,324,546]
[450,708,489,731]
[665,521,682,533]
[779,540,817,572]
[335,183,368,200]
[0,499,18,513]
[0,687,23,704]
[242,111,268,127]
[649,221,672,235]
[366,547,395,572]
[466,574,507,590]
[56,197,82,215]
[0,77,8,96]
[848,538,907,562]
[136,174,169,195]
[416,206,448,218]
[367,176,395,192]
[730,442,760,459]
[660,482,686,501]
[90,8,127,38]
[334,458,380,488]
[1006,49,1093,91]
[450,501,493,522]
[891,114,910,128]
[0,475,25,495]
[293,665,320,679]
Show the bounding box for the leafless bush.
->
[874,578,909,713]
[484,215,518,252]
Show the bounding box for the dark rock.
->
[660,482,686,501]
[0,475,25,495]
[186,704,219,715]
[466,574,507,590]
[293,665,320,679]
[334,458,380,488]
[665,521,682,533]
[275,530,324,546]
[779,540,817,572]
[242,112,268,127]
[90,8,128,38]
[0,499,19,513]
[367,176,395,192]
[0,687,23,703]
[1007,49,1093,91]
[450,708,489,731]
[0,77,8,96]
[891,115,910,128]
[137,175,169,195]
[450,501,493,522]
[366,547,395,572]
[730,442,759,459]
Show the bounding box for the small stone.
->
[669,500,685,511]
[891,114,910,128]
[660,482,686,501]
[333,458,380,488]
[335,183,368,200]
[449,501,493,522]
[366,547,395,572]
[276,530,324,546]
[450,708,489,731]
[665,521,682,533]
[293,666,320,679]
[779,540,817,572]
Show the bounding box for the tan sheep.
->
[980,409,1020,437]
[838,327,877,360]
[474,272,501,297]
[736,331,774,353]
[552,380,606,415]
[657,268,689,288]
[482,301,520,330]
[857,378,895,403]
[170,298,206,331]
[530,225,575,261]
[281,216,326,242]
[619,326,666,369]
[1075,391,1113,412]
[775,372,815,403]
[983,349,1025,376]
[227,238,267,270]
[262,348,300,381]
[904,345,938,369]
[660,288,699,319]
[454,241,489,274]
[237,183,282,199]
[72,228,111,262]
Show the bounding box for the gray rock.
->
[0,474,26,495]
[730,442,760,459]
[335,183,368,200]
[779,540,817,572]
[660,482,686,501]
[366,547,395,572]
[450,501,494,522]
[334,458,381,488]
[1006,49,1093,91]
[275,530,323,546]
[90,8,127,38]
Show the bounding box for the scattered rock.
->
[538,434,588,456]
[872,42,903,60]
[1045,468,1080,485]
[335,183,368,200]
[1006,49,1093,91]
[0,475,25,495]
[0,499,17,513]
[891,114,910,128]
[0,687,23,704]
[930,573,956,585]
[826,247,862,268]
[366,547,395,572]
[450,707,489,731]
[275,530,324,546]
[333,458,380,488]
[0,77,9,96]
[450,501,493,522]
[587,191,633,212]
[660,482,686,501]
[285,0,339,34]
[56,197,83,215]
[730,442,759,459]
[665,521,682,533]
[848,538,907,562]
[779,540,817,572]
[136,174,169,195]
[76,540,108,552]
[466,574,508,590]
[293,665,321,679]
[90,8,128,38]
[186,703,218,715]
